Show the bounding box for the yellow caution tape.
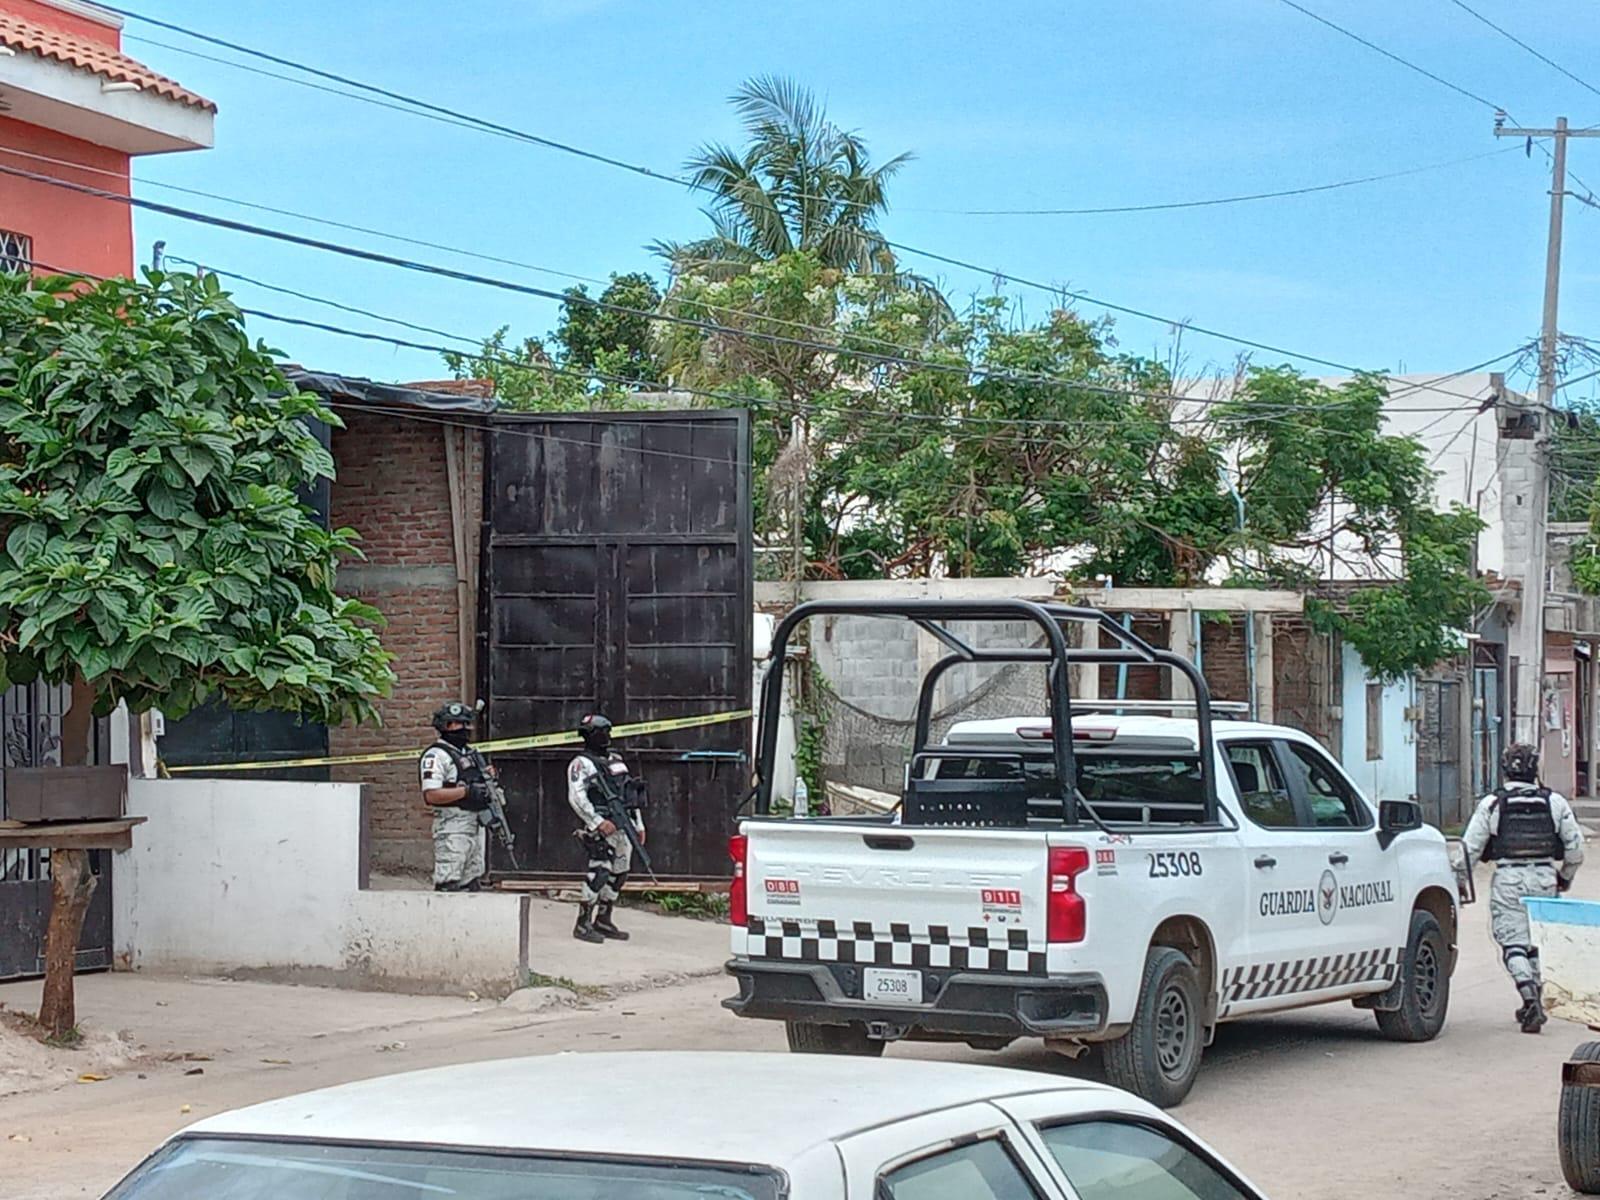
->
[161,709,752,774]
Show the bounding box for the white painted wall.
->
[115,779,526,994]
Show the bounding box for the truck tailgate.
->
[741,821,1049,972]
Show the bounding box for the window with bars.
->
[0,229,33,274]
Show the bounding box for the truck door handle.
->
[1254,855,1277,869]
[864,835,914,851]
[1328,852,1350,866]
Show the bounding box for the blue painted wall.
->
[1339,642,1418,804]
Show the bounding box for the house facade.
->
[0,0,213,277]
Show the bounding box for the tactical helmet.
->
[578,713,614,751]
[432,701,474,732]
[1502,742,1541,783]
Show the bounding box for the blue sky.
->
[116,0,1600,396]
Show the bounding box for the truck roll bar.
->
[750,599,1219,826]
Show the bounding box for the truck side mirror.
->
[1378,799,1424,849]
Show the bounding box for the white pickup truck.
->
[726,599,1468,1107]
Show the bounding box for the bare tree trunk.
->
[59,673,96,768]
[38,674,97,1040]
[37,848,94,1039]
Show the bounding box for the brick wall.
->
[326,397,486,874]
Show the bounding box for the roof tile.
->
[0,13,215,112]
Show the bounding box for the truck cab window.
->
[1224,742,1295,829]
[1280,742,1368,829]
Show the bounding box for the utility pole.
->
[1493,116,1600,743]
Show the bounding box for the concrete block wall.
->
[326,406,485,874]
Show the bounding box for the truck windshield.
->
[105,1137,785,1200]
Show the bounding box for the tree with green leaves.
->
[0,269,393,1037]
[444,273,665,411]
[654,76,926,289]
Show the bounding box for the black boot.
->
[572,903,605,944]
[1517,981,1548,1034]
[594,903,630,941]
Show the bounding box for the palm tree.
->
[655,76,912,279]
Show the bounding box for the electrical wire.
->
[1446,0,1600,104]
[102,5,1512,380]
[1274,0,1502,110]
[173,250,1527,436]
[7,157,1505,409]
[929,147,1520,215]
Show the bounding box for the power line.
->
[1446,0,1600,103]
[1274,0,1502,110]
[176,250,1526,433]
[928,147,1519,215]
[9,157,1484,407]
[106,5,1501,378]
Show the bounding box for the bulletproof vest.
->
[1485,788,1564,862]
[584,753,645,809]
[425,740,482,785]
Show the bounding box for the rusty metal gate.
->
[1417,678,1463,830]
[482,410,752,880]
[0,682,113,980]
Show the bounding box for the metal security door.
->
[484,411,752,880]
[0,682,113,981]
[1416,679,1462,829]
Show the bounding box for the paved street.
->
[1,871,1592,1200]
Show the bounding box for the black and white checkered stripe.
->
[745,917,1047,975]
[1220,948,1400,1008]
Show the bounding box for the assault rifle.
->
[587,762,658,884]
[460,746,519,871]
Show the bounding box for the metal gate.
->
[1417,679,1462,829]
[483,411,752,880]
[0,682,113,981]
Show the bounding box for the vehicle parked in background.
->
[727,600,1471,1106]
[101,1052,1270,1199]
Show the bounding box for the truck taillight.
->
[1047,846,1090,943]
[729,834,749,927]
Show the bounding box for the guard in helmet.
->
[420,701,493,892]
[1462,741,1585,1032]
[566,713,645,943]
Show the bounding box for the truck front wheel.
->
[785,1021,886,1056]
[1100,946,1204,1108]
[1375,910,1450,1043]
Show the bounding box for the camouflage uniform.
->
[421,742,485,890]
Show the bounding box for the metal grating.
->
[0,229,32,274]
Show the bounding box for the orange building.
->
[0,0,213,277]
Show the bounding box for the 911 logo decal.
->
[981,888,1022,923]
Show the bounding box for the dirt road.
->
[2,893,1590,1199]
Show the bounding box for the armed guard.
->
[420,701,496,892]
[566,713,646,944]
[1462,741,1585,1032]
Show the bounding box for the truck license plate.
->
[864,968,923,1005]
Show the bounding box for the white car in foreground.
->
[102,1052,1268,1200]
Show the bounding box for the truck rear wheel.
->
[1375,910,1449,1043]
[1100,945,1204,1108]
[1560,1041,1600,1193]
[785,1021,886,1057]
